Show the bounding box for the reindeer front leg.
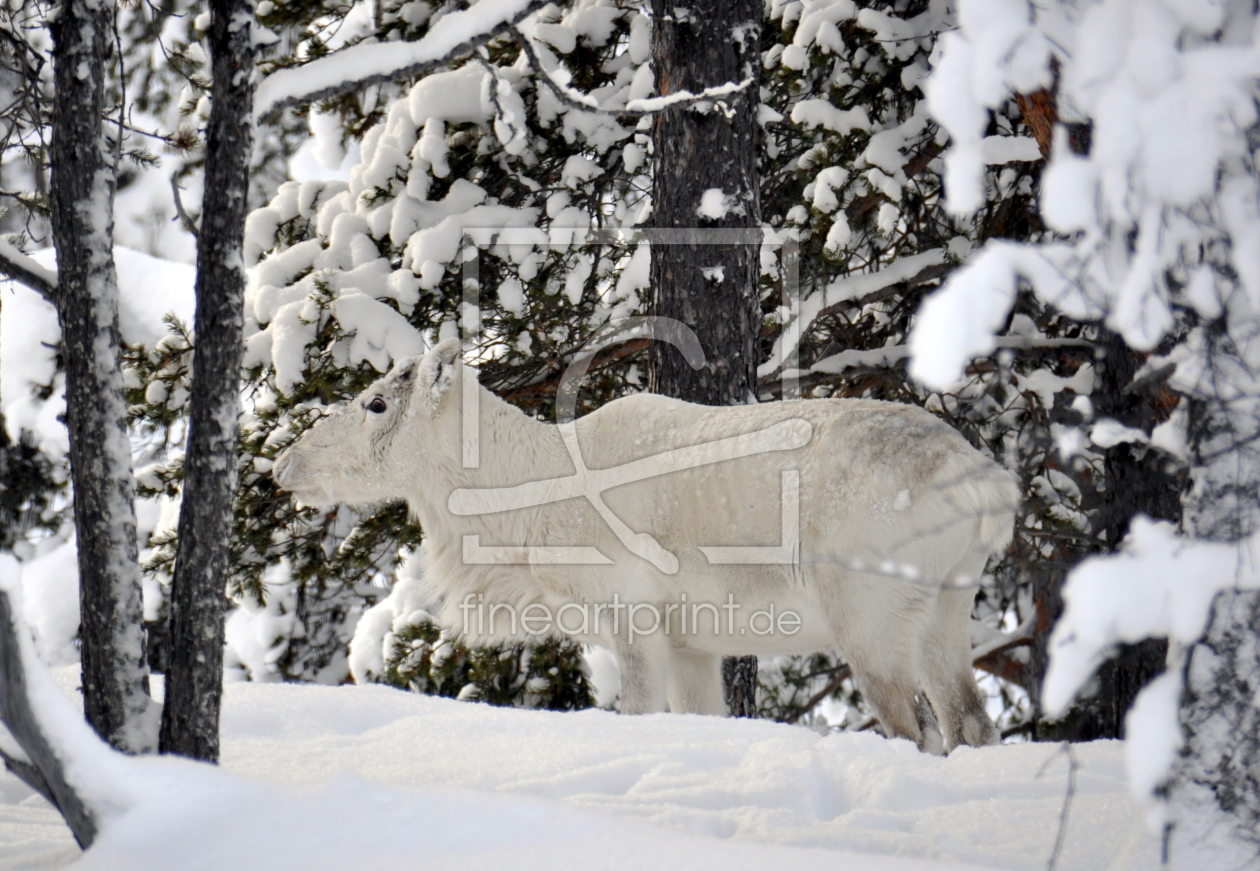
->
[614,630,669,714]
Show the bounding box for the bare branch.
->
[170,179,200,238]
[1039,744,1078,871]
[0,238,57,302]
[785,664,853,723]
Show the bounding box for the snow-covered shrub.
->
[1043,521,1260,862]
[348,549,593,710]
[377,622,594,711]
[223,562,304,683]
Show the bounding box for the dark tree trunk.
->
[1094,332,1182,544]
[722,654,759,718]
[1040,330,1180,740]
[648,0,762,717]
[158,0,254,762]
[49,0,153,753]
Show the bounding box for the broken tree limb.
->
[0,238,57,303]
[0,557,100,847]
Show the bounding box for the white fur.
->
[275,340,1018,751]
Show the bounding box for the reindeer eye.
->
[366,397,387,414]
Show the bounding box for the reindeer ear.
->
[415,339,461,414]
[391,357,421,385]
[432,338,461,367]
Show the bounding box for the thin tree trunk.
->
[648,0,762,716]
[158,0,254,761]
[49,0,153,754]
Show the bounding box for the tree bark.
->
[158,0,254,762]
[1167,589,1260,865]
[49,0,153,754]
[648,0,762,716]
[1041,330,1179,740]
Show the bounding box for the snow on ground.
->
[0,669,1157,870]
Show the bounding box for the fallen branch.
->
[0,561,99,848]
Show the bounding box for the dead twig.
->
[170,179,199,238]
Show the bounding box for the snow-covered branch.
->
[0,238,57,302]
[515,28,754,118]
[971,615,1034,664]
[761,335,1093,396]
[254,0,549,121]
[759,250,949,380]
[808,336,1091,377]
[624,78,755,114]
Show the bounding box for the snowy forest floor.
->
[0,669,1157,870]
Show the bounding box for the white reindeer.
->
[274,339,1018,751]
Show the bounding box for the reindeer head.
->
[272,339,463,506]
